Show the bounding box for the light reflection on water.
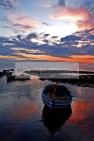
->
[0,76,94,141]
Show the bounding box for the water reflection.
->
[42,105,72,135]
[42,84,72,135]
[0,76,94,141]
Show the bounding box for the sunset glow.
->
[39,22,78,37]
[0,0,94,63]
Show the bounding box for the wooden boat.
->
[42,84,72,108]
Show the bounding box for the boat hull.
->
[42,92,72,109]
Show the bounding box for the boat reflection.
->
[42,84,72,135]
[42,105,72,135]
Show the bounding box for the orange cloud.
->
[0,54,94,63]
[77,20,94,31]
[0,55,29,60]
[15,53,94,63]
[7,12,39,31]
[51,6,94,31]
[51,6,90,22]
[69,55,94,63]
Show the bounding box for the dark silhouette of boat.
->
[42,105,72,135]
[42,84,72,108]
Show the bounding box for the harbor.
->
[0,68,94,86]
[0,75,94,141]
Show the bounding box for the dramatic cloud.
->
[56,0,94,32]
[51,6,90,21]
[0,0,94,64]
[7,12,39,32]
[0,29,94,63]
[51,5,94,31]
[77,20,94,31]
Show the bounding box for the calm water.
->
[0,76,94,141]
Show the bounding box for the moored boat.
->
[42,84,72,108]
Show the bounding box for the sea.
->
[0,61,94,141]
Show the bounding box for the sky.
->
[0,0,94,63]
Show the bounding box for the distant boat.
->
[7,73,30,82]
[0,69,13,77]
[42,84,72,109]
[3,69,13,75]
